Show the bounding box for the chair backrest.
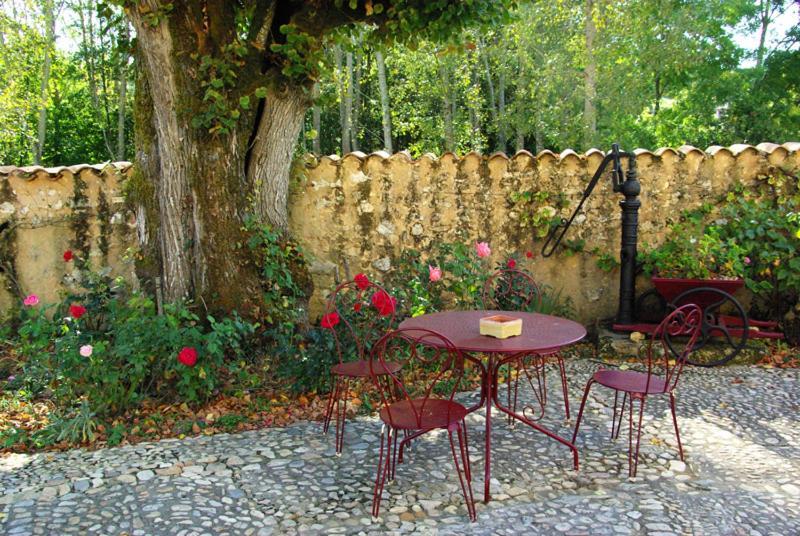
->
[482,268,542,312]
[647,303,703,393]
[321,276,397,364]
[369,328,478,429]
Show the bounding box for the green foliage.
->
[0,3,133,165]
[511,190,568,238]
[712,176,800,317]
[245,219,309,324]
[640,170,800,319]
[191,41,249,134]
[640,212,747,280]
[592,248,620,272]
[15,267,258,419]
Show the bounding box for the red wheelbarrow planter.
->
[614,276,784,367]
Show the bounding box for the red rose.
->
[354,273,370,290]
[507,258,517,269]
[526,251,534,259]
[63,250,74,262]
[353,302,363,312]
[370,290,397,317]
[69,304,87,319]
[321,311,340,329]
[178,347,198,367]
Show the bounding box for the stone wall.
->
[0,163,136,315]
[2,142,798,322]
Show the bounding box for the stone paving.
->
[1,360,798,535]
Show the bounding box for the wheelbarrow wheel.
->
[666,287,749,367]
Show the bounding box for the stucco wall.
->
[2,142,798,322]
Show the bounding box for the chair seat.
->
[331,359,401,378]
[593,369,667,394]
[379,399,468,430]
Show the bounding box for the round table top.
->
[398,310,586,354]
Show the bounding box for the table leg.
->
[492,360,580,471]
[483,354,495,503]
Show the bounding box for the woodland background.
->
[1,0,798,167]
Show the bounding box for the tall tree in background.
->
[375,49,392,152]
[582,0,597,148]
[34,0,56,164]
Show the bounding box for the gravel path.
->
[1,360,798,535]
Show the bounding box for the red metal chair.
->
[482,268,571,422]
[571,303,703,477]
[321,277,398,454]
[369,328,477,522]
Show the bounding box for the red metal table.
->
[399,310,587,502]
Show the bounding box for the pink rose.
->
[23,294,39,307]
[475,242,491,258]
[744,257,751,265]
[428,265,442,282]
[79,345,93,357]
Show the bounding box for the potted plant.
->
[640,218,748,306]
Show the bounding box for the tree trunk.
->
[515,41,526,152]
[34,0,55,164]
[334,45,350,153]
[248,87,307,230]
[116,22,129,161]
[653,73,662,115]
[352,51,362,152]
[376,50,393,152]
[127,3,309,314]
[498,70,507,153]
[468,59,482,152]
[345,51,356,152]
[480,39,499,149]
[756,0,772,67]
[439,60,455,152]
[311,82,322,154]
[583,0,598,149]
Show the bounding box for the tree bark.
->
[583,0,598,149]
[376,50,393,152]
[116,22,129,160]
[756,0,772,67]
[480,39,499,150]
[345,51,356,152]
[248,86,307,230]
[34,0,55,164]
[352,50,362,152]
[334,45,350,153]
[498,70,507,153]
[515,40,526,152]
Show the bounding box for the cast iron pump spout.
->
[540,143,642,324]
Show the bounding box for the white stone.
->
[668,460,687,473]
[377,221,395,236]
[372,257,391,272]
[350,171,370,184]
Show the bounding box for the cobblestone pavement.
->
[1,360,798,535]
